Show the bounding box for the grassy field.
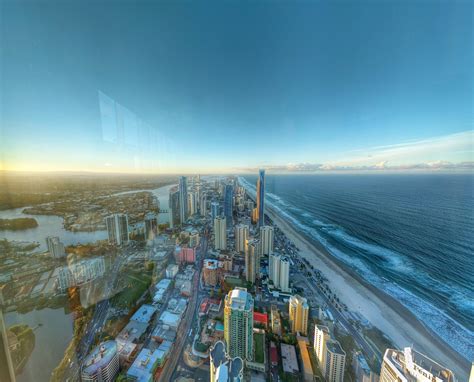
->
[111,272,152,308]
[254,332,265,363]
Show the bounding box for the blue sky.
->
[1,0,472,173]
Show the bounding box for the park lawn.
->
[254,332,265,364]
[112,273,152,308]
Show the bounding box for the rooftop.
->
[152,324,177,342]
[116,321,148,346]
[204,259,219,270]
[297,337,314,378]
[160,310,181,328]
[253,312,268,326]
[384,348,455,382]
[127,347,161,382]
[131,304,157,324]
[326,340,345,356]
[82,340,117,375]
[281,343,299,374]
[227,287,253,310]
[155,278,172,290]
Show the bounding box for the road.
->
[64,248,129,381]
[300,269,381,364]
[161,234,208,381]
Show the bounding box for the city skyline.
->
[1,1,472,174]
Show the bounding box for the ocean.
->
[241,173,474,360]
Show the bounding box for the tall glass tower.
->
[256,169,265,227]
[224,287,254,361]
[178,176,188,224]
[224,183,234,227]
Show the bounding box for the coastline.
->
[264,203,470,380]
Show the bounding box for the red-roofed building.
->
[199,300,210,317]
[270,341,279,366]
[253,312,268,328]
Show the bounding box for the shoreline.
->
[264,203,470,380]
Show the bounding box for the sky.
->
[1,0,472,173]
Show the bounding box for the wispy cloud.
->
[241,130,474,173]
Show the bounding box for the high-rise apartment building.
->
[179,176,188,223]
[314,325,331,375]
[199,193,207,216]
[169,187,181,228]
[234,224,249,253]
[105,214,129,246]
[224,288,254,361]
[256,169,265,227]
[224,184,234,227]
[188,191,197,216]
[259,225,274,255]
[245,239,260,283]
[269,253,290,292]
[209,341,243,382]
[214,216,227,250]
[288,294,309,335]
[81,341,120,382]
[46,236,66,258]
[380,347,455,382]
[325,341,346,382]
[211,201,220,221]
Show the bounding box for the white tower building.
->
[259,225,274,255]
[234,224,249,253]
[214,216,227,250]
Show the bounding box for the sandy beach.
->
[264,203,470,380]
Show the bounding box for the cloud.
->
[241,161,474,173]
[240,130,473,173]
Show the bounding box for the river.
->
[0,183,175,381]
[4,308,74,382]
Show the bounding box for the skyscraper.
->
[256,169,265,227]
[259,225,274,255]
[211,201,220,221]
[46,236,66,258]
[279,256,290,292]
[105,214,129,246]
[314,325,331,375]
[188,191,197,216]
[169,187,181,228]
[234,224,249,253]
[224,183,234,227]
[269,253,290,292]
[214,215,227,250]
[199,193,207,216]
[179,176,188,223]
[224,287,254,361]
[245,239,260,283]
[325,341,346,382]
[380,347,455,382]
[289,294,309,335]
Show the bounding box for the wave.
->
[238,176,474,360]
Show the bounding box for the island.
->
[0,218,38,231]
[7,324,36,374]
